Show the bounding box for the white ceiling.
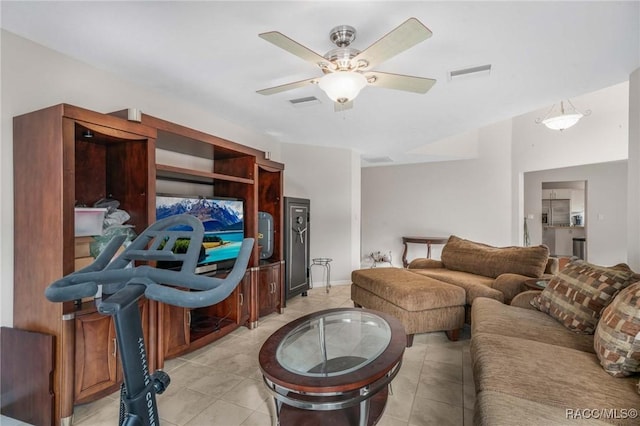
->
[2,1,639,166]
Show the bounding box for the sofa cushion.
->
[407,258,443,269]
[472,297,595,353]
[350,268,465,311]
[410,268,502,305]
[531,260,636,334]
[474,391,612,426]
[471,333,640,425]
[440,235,549,279]
[594,282,640,377]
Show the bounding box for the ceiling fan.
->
[256,18,436,110]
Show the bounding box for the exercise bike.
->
[45,215,254,426]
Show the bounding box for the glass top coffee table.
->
[259,308,406,426]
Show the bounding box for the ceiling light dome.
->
[537,99,591,131]
[318,71,367,104]
[542,112,583,131]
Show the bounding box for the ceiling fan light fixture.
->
[537,100,591,131]
[318,71,367,104]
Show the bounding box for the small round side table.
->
[310,258,332,293]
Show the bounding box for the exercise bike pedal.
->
[152,370,171,395]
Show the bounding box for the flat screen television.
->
[155,194,245,274]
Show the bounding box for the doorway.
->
[541,180,587,260]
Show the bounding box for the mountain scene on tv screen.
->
[156,198,243,232]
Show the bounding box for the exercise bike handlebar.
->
[45,215,255,308]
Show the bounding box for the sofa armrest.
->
[510,290,541,309]
[407,258,444,269]
[492,273,531,304]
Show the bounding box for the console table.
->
[401,236,448,267]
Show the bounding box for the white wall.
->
[524,161,628,265]
[362,81,631,268]
[511,82,630,247]
[628,68,640,270]
[0,30,286,326]
[361,120,513,266]
[1,29,635,326]
[512,82,630,173]
[281,143,360,285]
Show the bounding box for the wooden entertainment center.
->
[12,104,284,425]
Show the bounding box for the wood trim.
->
[62,105,156,138]
[13,107,66,424]
[256,159,285,171]
[60,316,75,421]
[249,267,260,326]
[137,113,264,156]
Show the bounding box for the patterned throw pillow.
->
[530,260,635,334]
[593,282,640,377]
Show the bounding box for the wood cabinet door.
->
[272,263,282,314]
[258,265,276,317]
[162,303,190,359]
[74,311,119,404]
[258,263,282,318]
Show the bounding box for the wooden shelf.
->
[156,163,255,185]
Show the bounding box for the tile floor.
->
[71,284,474,426]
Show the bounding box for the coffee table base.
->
[276,387,388,426]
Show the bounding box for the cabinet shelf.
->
[189,316,235,342]
[156,163,255,185]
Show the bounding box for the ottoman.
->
[351,268,465,346]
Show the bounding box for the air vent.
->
[448,64,492,81]
[363,156,393,164]
[289,96,321,107]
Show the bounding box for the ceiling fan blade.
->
[257,77,319,96]
[365,71,436,94]
[334,100,353,112]
[259,31,331,69]
[353,18,432,70]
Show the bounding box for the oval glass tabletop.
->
[276,310,391,377]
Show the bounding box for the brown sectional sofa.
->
[407,235,558,306]
[351,235,558,344]
[352,237,640,424]
[471,294,640,425]
[471,257,640,425]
